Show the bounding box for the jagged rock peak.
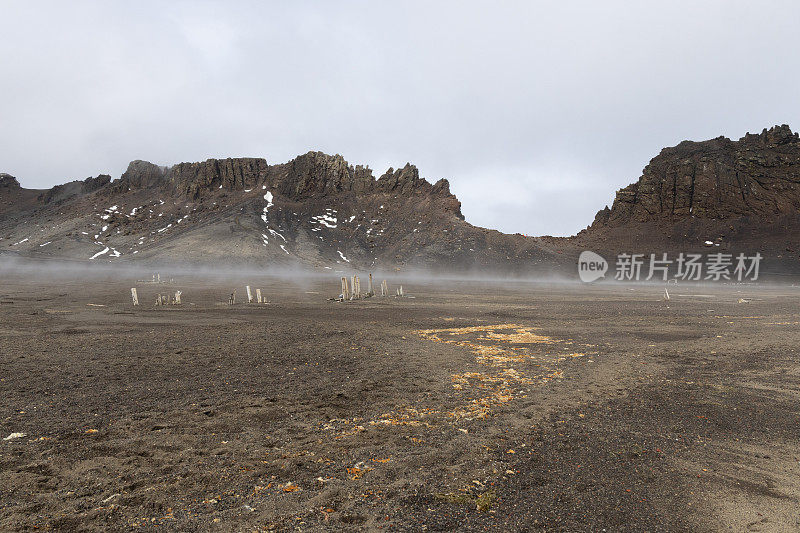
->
[0,173,20,188]
[118,160,168,191]
[377,164,421,193]
[739,124,798,146]
[282,151,374,197]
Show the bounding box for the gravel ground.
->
[1,275,799,531]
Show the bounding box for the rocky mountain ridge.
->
[3,125,800,276]
[0,152,556,272]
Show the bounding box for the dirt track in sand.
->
[1,277,799,531]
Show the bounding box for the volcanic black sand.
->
[1,275,799,531]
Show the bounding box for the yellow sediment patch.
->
[485,330,555,344]
[328,324,583,433]
[413,324,575,420]
[417,324,555,365]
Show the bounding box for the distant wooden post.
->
[155,294,162,306]
[157,273,161,283]
[341,277,350,300]
[131,288,139,306]
[368,274,374,297]
[246,285,253,303]
[174,291,182,305]
[400,285,404,297]
[381,280,388,297]
[229,289,236,305]
[256,288,262,303]
[663,288,670,301]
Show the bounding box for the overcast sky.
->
[2,1,798,236]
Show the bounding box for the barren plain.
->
[1,274,799,531]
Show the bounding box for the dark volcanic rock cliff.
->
[592,125,800,227]
[576,125,800,274]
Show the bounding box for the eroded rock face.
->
[170,158,269,198]
[276,152,373,198]
[592,125,800,228]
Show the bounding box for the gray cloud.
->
[2,1,798,235]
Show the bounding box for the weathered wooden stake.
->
[174,291,182,305]
[368,274,374,297]
[131,288,139,306]
[381,280,388,297]
[229,289,236,305]
[256,288,262,303]
[354,276,361,299]
[246,285,253,303]
[663,288,670,301]
[341,277,350,300]
[157,273,161,283]
[155,294,162,306]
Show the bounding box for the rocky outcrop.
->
[0,174,20,189]
[116,160,168,192]
[275,152,374,198]
[377,164,464,219]
[591,125,800,228]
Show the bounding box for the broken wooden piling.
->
[131,288,139,306]
[246,285,254,303]
[341,277,350,300]
[256,288,262,304]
